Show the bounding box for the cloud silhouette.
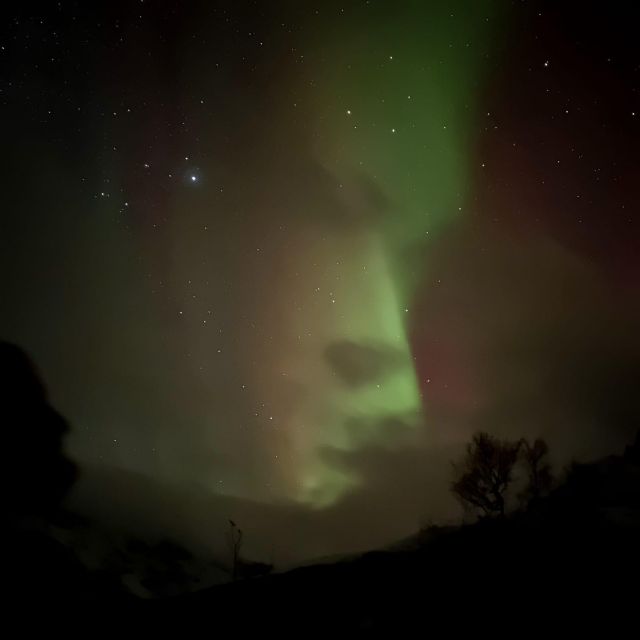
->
[325,340,405,388]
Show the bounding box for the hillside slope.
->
[160,433,640,630]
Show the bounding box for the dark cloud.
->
[325,340,405,388]
[328,172,392,228]
[341,414,419,450]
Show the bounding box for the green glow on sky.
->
[282,2,503,507]
[297,234,421,507]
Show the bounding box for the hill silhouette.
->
[1,342,128,607]
[156,433,640,630]
[2,341,638,629]
[1,341,76,516]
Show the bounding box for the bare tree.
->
[520,438,553,506]
[451,432,521,518]
[227,520,243,581]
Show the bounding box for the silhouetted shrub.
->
[451,432,521,518]
[519,438,554,506]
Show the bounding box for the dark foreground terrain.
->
[9,434,639,631]
[3,341,639,630]
[162,435,640,630]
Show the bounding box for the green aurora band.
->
[287,2,503,506]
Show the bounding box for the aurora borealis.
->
[290,1,502,504]
[1,1,639,562]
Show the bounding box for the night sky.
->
[1,1,639,563]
